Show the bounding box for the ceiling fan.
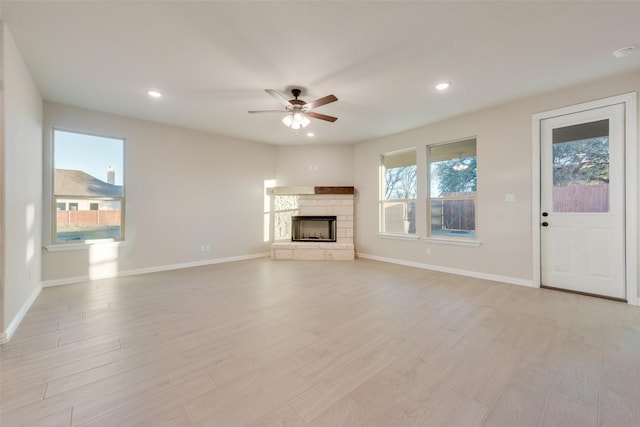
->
[248,88,338,129]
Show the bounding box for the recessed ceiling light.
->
[435,82,451,91]
[613,46,636,58]
[147,90,162,98]
[306,132,315,137]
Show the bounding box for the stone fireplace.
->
[269,186,355,260]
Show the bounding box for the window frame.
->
[379,148,418,237]
[50,128,126,247]
[426,137,478,242]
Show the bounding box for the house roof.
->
[55,169,123,198]
[2,1,640,145]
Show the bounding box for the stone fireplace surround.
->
[269,186,355,260]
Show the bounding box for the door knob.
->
[542,222,549,227]
[542,212,549,217]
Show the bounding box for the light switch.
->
[505,193,515,202]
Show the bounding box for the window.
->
[380,149,417,234]
[53,129,125,243]
[427,138,477,239]
[552,120,609,213]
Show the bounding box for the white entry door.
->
[540,103,626,300]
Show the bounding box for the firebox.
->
[291,216,337,242]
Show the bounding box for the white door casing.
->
[532,93,638,305]
[540,104,625,299]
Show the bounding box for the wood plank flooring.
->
[1,258,639,426]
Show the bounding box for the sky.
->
[54,130,124,185]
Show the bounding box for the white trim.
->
[45,240,127,252]
[42,252,269,287]
[357,252,535,288]
[377,232,419,241]
[421,237,482,247]
[1,284,42,344]
[531,92,638,305]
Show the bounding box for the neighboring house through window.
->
[427,137,477,239]
[53,129,125,243]
[380,149,417,235]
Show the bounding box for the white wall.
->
[42,103,276,283]
[275,144,355,186]
[2,23,43,338]
[355,70,640,294]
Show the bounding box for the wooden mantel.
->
[314,186,355,195]
[268,186,355,196]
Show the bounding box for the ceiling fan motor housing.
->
[290,89,306,110]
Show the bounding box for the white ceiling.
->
[2,1,640,145]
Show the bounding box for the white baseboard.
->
[42,252,270,288]
[356,252,536,288]
[1,284,43,344]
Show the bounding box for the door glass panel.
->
[552,119,609,213]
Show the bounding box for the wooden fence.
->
[553,184,609,212]
[57,210,121,225]
[431,192,476,231]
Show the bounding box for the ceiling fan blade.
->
[305,94,338,110]
[307,111,338,122]
[265,89,293,107]
[248,110,288,114]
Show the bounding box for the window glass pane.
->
[53,130,124,242]
[429,139,476,198]
[56,198,122,241]
[552,120,609,213]
[54,130,124,193]
[382,151,417,201]
[382,200,416,234]
[427,138,477,239]
[380,150,416,234]
[430,200,475,238]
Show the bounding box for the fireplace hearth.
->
[291,216,337,242]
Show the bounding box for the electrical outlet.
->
[426,247,432,255]
[205,244,211,252]
[200,244,205,252]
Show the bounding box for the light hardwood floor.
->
[1,258,639,427]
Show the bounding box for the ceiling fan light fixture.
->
[282,114,293,127]
[435,82,451,91]
[283,111,310,130]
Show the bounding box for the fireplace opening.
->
[291,216,337,242]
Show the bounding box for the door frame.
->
[532,92,638,305]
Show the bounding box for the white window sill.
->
[44,240,127,252]
[420,237,482,247]
[378,233,420,241]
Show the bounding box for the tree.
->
[385,165,417,200]
[431,156,477,196]
[553,137,609,186]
